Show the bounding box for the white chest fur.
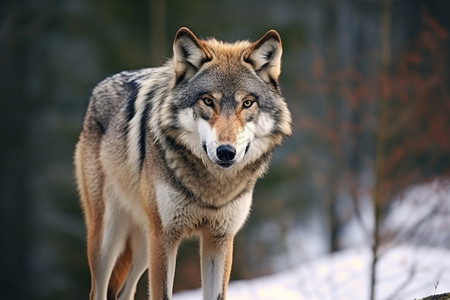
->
[155,181,253,237]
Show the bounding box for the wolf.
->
[75,27,292,300]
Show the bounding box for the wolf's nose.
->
[216,145,236,162]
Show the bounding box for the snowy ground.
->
[175,180,450,300]
[174,244,450,300]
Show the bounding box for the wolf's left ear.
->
[244,30,282,87]
[173,27,212,84]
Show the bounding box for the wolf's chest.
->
[154,181,253,237]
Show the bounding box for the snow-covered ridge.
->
[175,180,450,300]
[175,245,450,300]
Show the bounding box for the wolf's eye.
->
[202,97,214,107]
[242,99,254,108]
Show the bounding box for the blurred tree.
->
[370,2,392,299]
[0,3,33,298]
[149,0,166,65]
[295,5,449,297]
[371,6,449,298]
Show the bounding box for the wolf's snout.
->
[216,144,236,162]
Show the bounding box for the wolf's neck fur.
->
[150,130,272,209]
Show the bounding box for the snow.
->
[174,245,450,300]
[383,180,450,247]
[175,180,450,300]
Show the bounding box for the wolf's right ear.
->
[173,27,212,84]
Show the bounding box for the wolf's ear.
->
[244,30,282,87]
[173,27,212,83]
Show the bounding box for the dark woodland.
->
[1,0,449,299]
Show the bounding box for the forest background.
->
[1,0,449,299]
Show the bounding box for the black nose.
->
[216,144,236,162]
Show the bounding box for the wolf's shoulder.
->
[83,66,172,137]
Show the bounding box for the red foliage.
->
[303,6,450,198]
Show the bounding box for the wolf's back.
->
[81,68,158,140]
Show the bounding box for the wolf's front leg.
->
[200,233,234,300]
[148,228,179,300]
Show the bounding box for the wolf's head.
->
[166,27,291,170]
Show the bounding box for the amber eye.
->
[203,97,214,107]
[242,99,254,108]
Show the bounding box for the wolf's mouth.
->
[217,161,233,169]
[202,141,208,154]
